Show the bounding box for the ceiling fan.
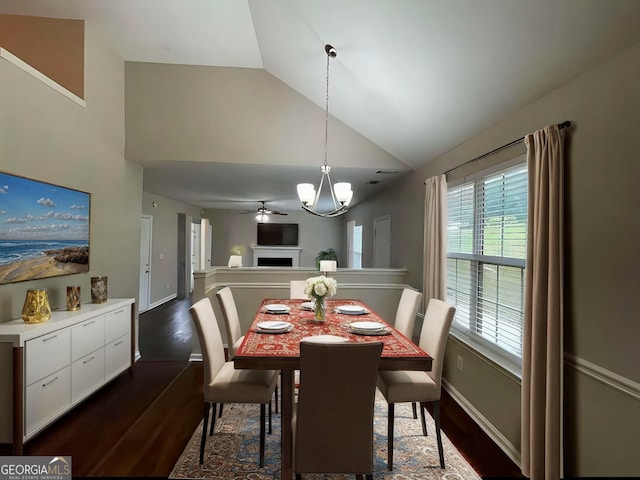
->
[239,201,288,221]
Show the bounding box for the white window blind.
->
[447,162,527,360]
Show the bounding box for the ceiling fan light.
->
[297,183,315,206]
[256,213,269,222]
[334,182,352,203]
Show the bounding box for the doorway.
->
[139,215,152,312]
[373,215,391,268]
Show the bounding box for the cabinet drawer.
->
[25,366,71,438]
[105,307,130,343]
[71,315,105,362]
[105,333,130,381]
[25,329,71,386]
[71,348,105,403]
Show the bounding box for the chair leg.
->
[268,400,273,434]
[433,400,445,468]
[259,403,266,467]
[295,475,302,480]
[387,403,395,470]
[419,401,428,436]
[412,401,418,419]
[365,475,373,480]
[275,383,279,414]
[218,403,224,418]
[200,402,210,464]
[209,403,219,436]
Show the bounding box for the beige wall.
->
[0,23,142,322]
[141,192,202,307]
[350,40,640,476]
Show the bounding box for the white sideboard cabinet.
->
[0,298,135,454]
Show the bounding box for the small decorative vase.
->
[314,296,326,322]
[21,289,52,324]
[91,276,108,304]
[66,285,81,311]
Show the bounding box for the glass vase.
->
[314,296,326,322]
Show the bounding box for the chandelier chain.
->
[324,49,330,168]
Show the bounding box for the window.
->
[347,220,363,268]
[447,161,527,364]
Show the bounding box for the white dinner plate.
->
[348,321,384,331]
[265,304,291,314]
[336,305,367,315]
[300,301,315,311]
[256,321,293,333]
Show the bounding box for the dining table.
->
[233,298,432,480]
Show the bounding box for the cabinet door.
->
[25,366,71,438]
[71,348,105,404]
[105,333,130,381]
[105,307,130,343]
[71,315,105,362]
[25,329,71,386]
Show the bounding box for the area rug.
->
[170,391,481,480]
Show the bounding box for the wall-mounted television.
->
[257,223,299,246]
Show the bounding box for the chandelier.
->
[297,44,353,218]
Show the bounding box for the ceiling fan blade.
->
[271,211,288,216]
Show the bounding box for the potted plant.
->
[315,248,338,269]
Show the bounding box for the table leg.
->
[280,369,294,480]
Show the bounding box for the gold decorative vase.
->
[91,276,108,304]
[21,289,52,324]
[66,285,81,311]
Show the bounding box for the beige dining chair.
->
[289,280,307,299]
[216,286,244,359]
[189,297,279,466]
[294,341,383,480]
[216,286,279,414]
[392,288,423,420]
[377,298,456,470]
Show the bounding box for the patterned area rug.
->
[170,391,481,480]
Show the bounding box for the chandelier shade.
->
[296,44,353,218]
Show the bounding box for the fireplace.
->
[251,245,301,267]
[257,257,294,267]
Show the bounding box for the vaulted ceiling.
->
[2,0,640,212]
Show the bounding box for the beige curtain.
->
[521,125,564,480]
[423,175,447,306]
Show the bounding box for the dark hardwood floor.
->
[1,295,523,478]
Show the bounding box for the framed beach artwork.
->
[0,171,90,285]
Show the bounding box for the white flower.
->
[304,275,338,300]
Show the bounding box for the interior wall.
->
[141,191,202,307]
[204,209,342,269]
[350,40,640,476]
[0,21,141,322]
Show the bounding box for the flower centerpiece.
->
[304,275,338,322]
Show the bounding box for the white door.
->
[373,215,391,268]
[139,215,152,312]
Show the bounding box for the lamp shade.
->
[319,260,337,273]
[297,183,316,206]
[334,182,352,204]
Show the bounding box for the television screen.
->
[257,223,299,246]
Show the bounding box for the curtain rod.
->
[442,120,571,176]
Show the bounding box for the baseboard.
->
[442,379,522,467]
[145,294,178,312]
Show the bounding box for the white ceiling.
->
[2,0,640,212]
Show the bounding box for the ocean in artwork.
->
[0,239,89,265]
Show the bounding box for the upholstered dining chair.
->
[289,280,307,299]
[377,298,456,470]
[393,288,423,341]
[392,288,423,420]
[216,286,279,414]
[215,286,244,359]
[294,340,383,480]
[189,297,279,466]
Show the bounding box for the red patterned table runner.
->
[236,298,426,359]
